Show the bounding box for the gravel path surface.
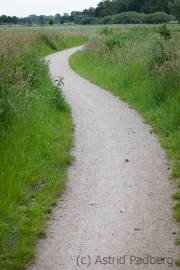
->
[28,46,179,270]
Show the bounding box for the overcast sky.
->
[0,0,101,17]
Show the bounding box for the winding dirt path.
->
[28,46,179,269]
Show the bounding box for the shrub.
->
[90,17,104,25]
[80,17,94,25]
[110,12,144,24]
[148,36,177,71]
[156,23,171,40]
[99,27,126,51]
[90,11,175,25]
[101,16,112,25]
[142,12,175,24]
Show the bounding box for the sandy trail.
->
[28,46,179,270]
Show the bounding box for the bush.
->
[89,11,175,25]
[80,16,94,25]
[102,27,126,50]
[90,17,104,25]
[148,36,176,70]
[101,15,112,25]
[156,23,171,40]
[142,12,175,24]
[109,12,140,24]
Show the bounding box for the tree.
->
[95,1,106,17]
[48,18,55,25]
[38,15,45,24]
[169,0,180,21]
[61,13,70,24]
[0,15,8,24]
[128,0,145,12]
[27,15,39,24]
[55,13,62,23]
[71,11,84,24]
[12,16,18,24]
[117,0,127,13]
[87,7,95,16]
[148,0,170,13]
[140,1,152,13]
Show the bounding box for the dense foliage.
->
[0,0,178,25]
[169,0,180,22]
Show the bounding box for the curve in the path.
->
[27,46,179,270]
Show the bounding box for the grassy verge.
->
[69,23,180,254]
[0,27,87,269]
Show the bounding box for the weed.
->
[53,76,70,111]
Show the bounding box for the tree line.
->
[0,0,180,25]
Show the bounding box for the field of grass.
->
[0,25,91,57]
[70,23,180,259]
[0,25,89,269]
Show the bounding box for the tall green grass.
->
[30,30,88,57]
[70,23,180,248]
[0,28,86,269]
